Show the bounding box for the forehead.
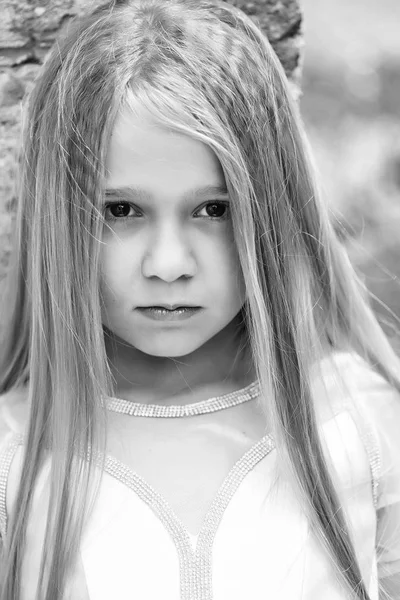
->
[105,105,226,198]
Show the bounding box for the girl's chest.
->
[74,415,376,600]
[71,451,377,600]
[17,409,378,599]
[108,412,270,535]
[104,406,269,536]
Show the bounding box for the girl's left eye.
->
[104,201,229,221]
[195,201,229,219]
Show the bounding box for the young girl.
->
[0,0,399,598]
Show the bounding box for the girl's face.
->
[101,104,246,358]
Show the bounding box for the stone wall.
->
[0,0,303,279]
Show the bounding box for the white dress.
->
[0,351,399,599]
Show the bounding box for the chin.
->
[133,337,207,358]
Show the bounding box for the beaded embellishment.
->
[0,434,23,539]
[105,380,260,417]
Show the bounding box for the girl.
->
[0,0,399,598]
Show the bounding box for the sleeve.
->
[0,390,27,541]
[0,404,14,541]
[346,359,400,600]
[372,383,400,599]
[0,399,15,590]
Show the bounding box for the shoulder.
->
[312,350,400,427]
[312,351,400,502]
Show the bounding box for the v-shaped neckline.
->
[0,432,276,600]
[95,433,276,551]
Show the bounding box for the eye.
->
[195,201,229,220]
[104,202,140,221]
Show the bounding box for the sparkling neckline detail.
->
[105,380,260,417]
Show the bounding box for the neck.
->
[104,316,256,406]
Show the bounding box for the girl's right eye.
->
[104,202,140,221]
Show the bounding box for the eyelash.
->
[104,201,230,222]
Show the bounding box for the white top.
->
[0,351,400,599]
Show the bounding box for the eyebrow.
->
[104,184,228,201]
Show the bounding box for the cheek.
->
[225,236,246,305]
[100,242,135,303]
[207,235,245,305]
[100,252,132,328]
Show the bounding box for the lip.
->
[139,304,200,311]
[136,306,202,322]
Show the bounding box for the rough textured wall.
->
[0,0,303,278]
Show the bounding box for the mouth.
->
[135,305,203,321]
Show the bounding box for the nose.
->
[141,222,197,282]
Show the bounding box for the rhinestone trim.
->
[364,429,381,508]
[353,416,381,508]
[0,434,23,539]
[105,380,260,418]
[95,434,275,600]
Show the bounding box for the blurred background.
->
[300,0,400,350]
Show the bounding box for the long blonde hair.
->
[1,1,399,598]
